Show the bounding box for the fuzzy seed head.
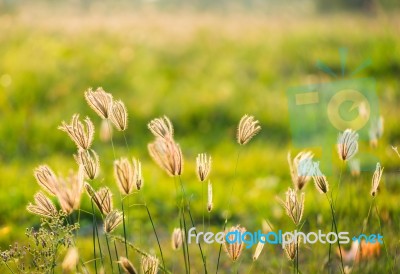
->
[34,165,58,196]
[371,162,384,197]
[288,151,314,190]
[369,116,384,148]
[85,183,113,215]
[27,191,58,218]
[279,188,305,226]
[76,149,100,180]
[110,100,128,131]
[237,114,261,145]
[253,240,265,261]
[133,158,143,190]
[337,129,359,161]
[148,138,183,177]
[196,153,211,182]
[58,114,94,150]
[104,210,123,234]
[118,257,137,274]
[141,255,159,274]
[56,169,84,214]
[171,228,184,250]
[84,87,113,119]
[148,115,174,140]
[312,162,329,194]
[224,225,246,262]
[207,180,213,212]
[114,158,134,195]
[62,247,79,273]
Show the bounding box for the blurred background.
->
[0,0,399,272]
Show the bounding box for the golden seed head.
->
[196,153,212,182]
[141,255,159,274]
[237,114,261,145]
[147,115,174,140]
[207,180,213,212]
[27,191,58,218]
[34,165,58,196]
[171,228,184,250]
[253,240,265,261]
[118,257,137,274]
[114,158,134,195]
[133,158,143,191]
[84,183,113,215]
[104,210,123,234]
[224,225,246,262]
[110,100,128,131]
[76,149,100,180]
[312,162,329,194]
[279,188,305,226]
[56,169,84,215]
[337,129,359,161]
[148,138,183,177]
[58,114,94,151]
[283,235,298,261]
[84,87,113,119]
[288,151,314,191]
[62,247,79,273]
[100,119,112,143]
[371,162,384,197]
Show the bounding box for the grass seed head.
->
[27,191,58,218]
[34,165,58,196]
[171,228,184,250]
[58,114,94,150]
[141,255,159,274]
[288,151,314,190]
[104,210,123,233]
[76,149,100,180]
[237,114,261,145]
[84,87,113,119]
[371,162,384,197]
[114,158,134,195]
[110,100,128,131]
[196,153,211,182]
[147,115,174,140]
[148,138,183,177]
[224,225,246,262]
[337,129,359,161]
[118,257,137,274]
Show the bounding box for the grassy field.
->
[0,4,399,273]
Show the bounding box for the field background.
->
[0,0,400,272]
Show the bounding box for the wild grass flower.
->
[207,180,213,212]
[148,116,174,140]
[76,149,100,180]
[312,162,329,194]
[27,191,58,218]
[114,158,134,195]
[62,247,79,273]
[84,87,113,119]
[253,240,264,261]
[337,129,359,161]
[141,255,159,274]
[237,114,261,145]
[59,114,94,151]
[84,183,113,215]
[133,158,143,190]
[56,169,84,214]
[148,138,183,176]
[283,238,297,261]
[369,116,384,148]
[279,188,305,226]
[288,151,314,190]
[196,153,211,182]
[104,210,123,233]
[371,163,384,197]
[224,225,246,262]
[349,159,360,177]
[110,100,128,131]
[118,257,137,274]
[34,165,58,196]
[171,228,184,250]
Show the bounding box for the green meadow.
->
[0,4,399,273]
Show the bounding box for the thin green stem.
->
[216,148,241,273]
[121,198,129,257]
[144,204,166,269]
[91,201,98,274]
[105,234,114,272]
[113,240,122,274]
[326,194,344,273]
[5,262,15,274]
[374,199,392,273]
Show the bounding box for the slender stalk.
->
[94,214,104,268]
[91,201,98,274]
[4,262,15,274]
[105,234,114,272]
[144,204,166,269]
[180,207,189,274]
[216,148,241,273]
[113,241,122,274]
[374,199,392,272]
[121,197,129,257]
[326,194,344,273]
